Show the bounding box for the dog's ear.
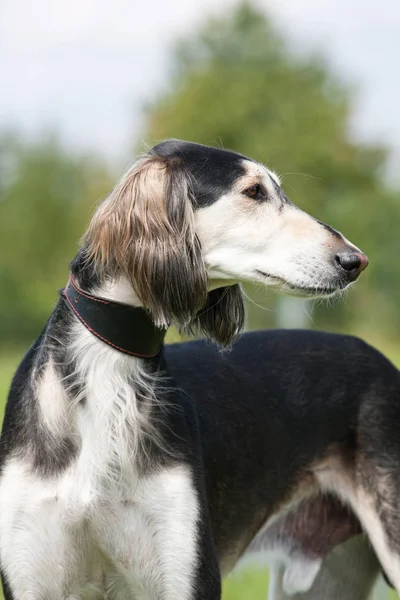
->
[191,285,245,347]
[84,155,208,328]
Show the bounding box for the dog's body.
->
[0,140,383,600]
[1,328,392,600]
[165,329,395,599]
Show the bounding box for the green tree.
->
[140,2,400,342]
[0,135,113,345]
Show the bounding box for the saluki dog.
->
[4,139,397,600]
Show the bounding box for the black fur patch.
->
[70,246,102,292]
[151,140,248,207]
[0,301,78,477]
[163,329,400,560]
[0,567,14,600]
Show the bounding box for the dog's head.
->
[84,139,368,344]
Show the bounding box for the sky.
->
[1,0,399,179]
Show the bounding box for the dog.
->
[0,139,375,600]
[263,535,382,599]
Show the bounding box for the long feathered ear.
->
[190,285,245,347]
[83,154,208,329]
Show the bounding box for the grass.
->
[0,351,22,411]
[0,348,398,599]
[223,569,270,599]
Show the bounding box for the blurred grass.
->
[0,347,398,599]
[0,350,23,410]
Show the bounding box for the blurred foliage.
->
[0,2,399,349]
[142,2,400,342]
[0,134,113,344]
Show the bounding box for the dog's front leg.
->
[92,462,221,600]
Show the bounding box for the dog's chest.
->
[0,357,200,598]
[0,456,199,599]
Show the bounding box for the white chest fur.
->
[0,459,199,599]
[0,328,200,599]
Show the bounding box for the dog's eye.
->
[244,184,262,199]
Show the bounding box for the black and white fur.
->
[1,139,388,600]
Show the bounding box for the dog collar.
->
[63,277,166,357]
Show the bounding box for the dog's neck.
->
[70,250,144,308]
[90,277,144,308]
[49,254,168,481]
[64,277,167,358]
[68,253,168,358]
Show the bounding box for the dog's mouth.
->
[255,270,350,298]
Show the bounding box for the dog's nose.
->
[335,251,369,280]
